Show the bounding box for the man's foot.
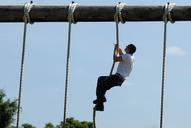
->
[93,98,106,104]
[94,102,104,111]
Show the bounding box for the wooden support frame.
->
[0,5,191,22]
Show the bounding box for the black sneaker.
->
[94,102,104,111]
[93,98,106,104]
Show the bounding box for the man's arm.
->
[113,44,123,62]
[118,48,124,56]
[114,56,122,62]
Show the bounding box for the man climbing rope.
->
[93,43,136,111]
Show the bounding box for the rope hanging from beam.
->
[109,2,127,76]
[63,2,78,128]
[16,1,34,128]
[160,2,175,128]
[93,2,127,128]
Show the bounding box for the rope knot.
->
[23,1,34,24]
[163,2,176,23]
[68,2,78,23]
[23,1,35,24]
[114,2,127,24]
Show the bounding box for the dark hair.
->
[127,44,136,54]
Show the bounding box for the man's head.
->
[125,44,136,55]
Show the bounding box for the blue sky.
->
[0,0,191,128]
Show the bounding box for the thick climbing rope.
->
[160,2,175,128]
[93,108,96,128]
[63,2,78,127]
[16,1,34,128]
[93,3,127,128]
[109,2,127,75]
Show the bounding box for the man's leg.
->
[94,74,124,102]
[95,76,107,102]
[94,101,104,111]
[94,74,124,111]
[93,76,107,111]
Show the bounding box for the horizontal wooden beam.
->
[0,5,191,22]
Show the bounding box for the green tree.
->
[44,122,55,128]
[56,118,93,128]
[0,89,17,128]
[22,123,36,128]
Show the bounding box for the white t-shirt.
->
[116,53,134,78]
